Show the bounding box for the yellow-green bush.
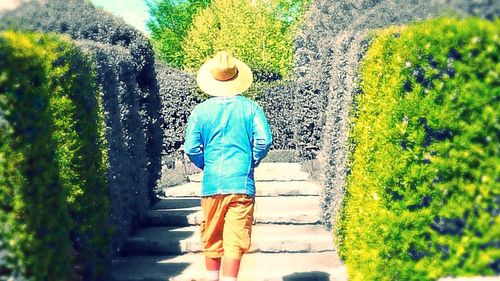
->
[147,0,212,68]
[182,0,293,77]
[338,18,499,280]
[149,0,310,76]
[0,31,110,280]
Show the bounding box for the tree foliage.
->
[182,0,293,77]
[266,0,312,31]
[148,0,311,77]
[147,0,211,68]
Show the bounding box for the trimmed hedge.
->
[255,81,297,150]
[337,18,499,280]
[295,0,499,159]
[0,32,110,280]
[77,40,152,258]
[1,0,164,255]
[297,0,500,229]
[155,63,202,156]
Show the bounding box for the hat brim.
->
[196,57,253,97]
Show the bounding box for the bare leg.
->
[206,257,222,270]
[205,257,221,270]
[205,257,221,281]
[222,257,241,278]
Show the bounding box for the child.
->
[184,51,272,281]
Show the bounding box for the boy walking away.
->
[184,51,272,281]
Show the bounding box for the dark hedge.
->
[155,63,202,156]
[0,0,164,256]
[255,81,297,150]
[294,0,500,229]
[77,41,151,258]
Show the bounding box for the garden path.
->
[108,162,347,281]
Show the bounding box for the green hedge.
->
[1,0,164,225]
[0,31,110,280]
[338,18,499,281]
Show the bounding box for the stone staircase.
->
[108,163,347,281]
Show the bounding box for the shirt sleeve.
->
[252,106,272,167]
[184,109,204,169]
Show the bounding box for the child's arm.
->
[184,110,205,169]
[252,106,272,167]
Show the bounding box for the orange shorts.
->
[200,194,255,260]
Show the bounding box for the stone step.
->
[188,163,309,182]
[108,252,347,281]
[163,181,321,197]
[146,197,321,226]
[124,225,334,255]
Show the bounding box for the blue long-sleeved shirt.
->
[184,95,272,196]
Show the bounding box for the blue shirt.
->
[184,95,272,196]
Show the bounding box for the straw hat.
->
[196,51,253,97]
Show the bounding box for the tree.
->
[267,0,312,31]
[147,0,211,68]
[182,0,293,77]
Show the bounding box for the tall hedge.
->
[295,0,499,158]
[0,31,110,280]
[0,0,164,255]
[76,40,149,265]
[296,0,500,229]
[337,18,499,280]
[255,81,297,150]
[155,63,203,156]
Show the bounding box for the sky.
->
[0,0,21,14]
[90,0,152,34]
